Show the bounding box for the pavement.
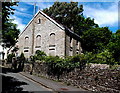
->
[0,64,91,93]
[19,72,91,93]
[1,66,53,92]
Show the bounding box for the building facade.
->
[16,10,82,58]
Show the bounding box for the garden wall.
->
[23,62,120,92]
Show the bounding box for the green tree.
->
[2,2,18,24]
[43,2,83,30]
[116,29,120,35]
[43,2,75,30]
[74,16,98,35]
[2,20,20,47]
[93,50,115,65]
[81,27,112,53]
[108,29,120,64]
[43,2,98,35]
[2,2,20,48]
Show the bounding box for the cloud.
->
[19,7,27,11]
[24,2,53,10]
[37,2,53,10]
[9,2,53,33]
[83,2,118,27]
[10,16,26,32]
[14,11,33,18]
[13,5,27,12]
[18,0,120,2]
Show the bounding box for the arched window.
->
[37,18,41,24]
[49,33,55,56]
[25,37,29,47]
[49,33,55,46]
[36,35,41,48]
[76,40,78,45]
[69,37,73,56]
[70,37,73,48]
[76,41,80,54]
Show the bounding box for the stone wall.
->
[65,33,82,56]
[17,11,66,58]
[16,11,82,58]
[23,62,120,92]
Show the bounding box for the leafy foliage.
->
[7,53,15,63]
[43,2,83,29]
[86,50,115,65]
[45,56,64,79]
[2,2,18,23]
[11,46,19,53]
[44,54,88,79]
[19,53,25,61]
[2,20,20,47]
[74,16,98,35]
[107,30,120,64]
[43,2,98,35]
[34,50,46,61]
[116,29,120,35]
[81,27,112,53]
[2,2,20,48]
[24,2,119,68]
[17,53,26,71]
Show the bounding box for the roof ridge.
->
[19,10,65,37]
[19,10,80,39]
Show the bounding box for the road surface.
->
[0,66,53,93]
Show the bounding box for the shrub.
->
[96,50,115,65]
[71,55,80,63]
[7,53,15,63]
[34,50,46,61]
[19,53,25,61]
[64,55,80,70]
[17,53,26,71]
[45,54,88,77]
[45,56,64,78]
[85,50,116,65]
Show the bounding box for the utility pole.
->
[38,3,40,11]
[33,3,36,17]
[31,3,36,55]
[31,3,37,75]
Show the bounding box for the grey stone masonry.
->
[16,10,82,58]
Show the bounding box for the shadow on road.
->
[2,67,21,74]
[2,74,35,93]
[1,67,33,93]
[2,75,32,93]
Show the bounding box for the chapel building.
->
[16,10,82,58]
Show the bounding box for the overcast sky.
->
[10,0,119,33]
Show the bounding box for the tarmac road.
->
[0,66,53,93]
